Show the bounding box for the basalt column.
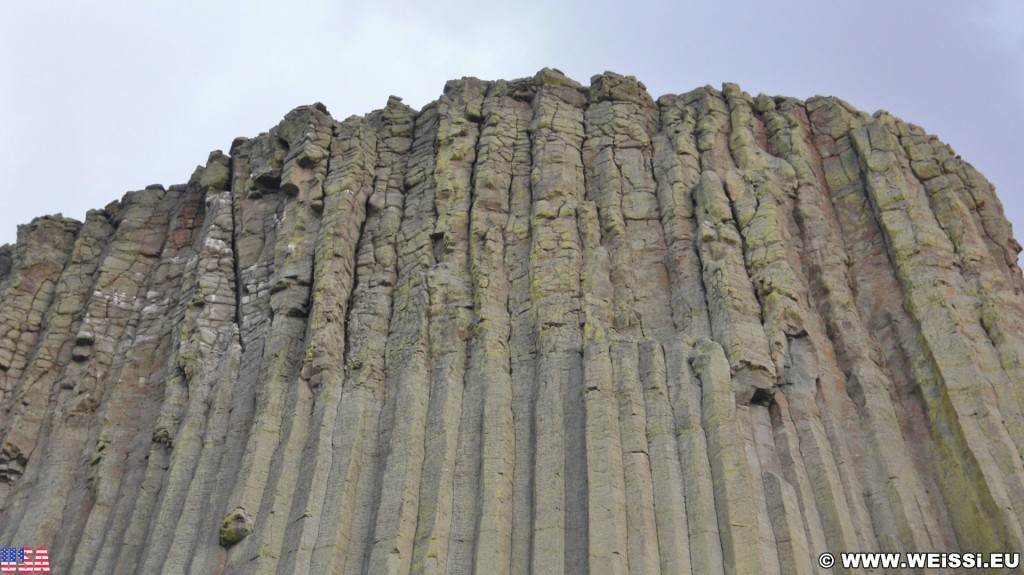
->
[2,69,1023,575]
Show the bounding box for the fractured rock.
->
[1,70,1023,575]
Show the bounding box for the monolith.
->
[2,69,1023,574]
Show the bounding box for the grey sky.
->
[2,1,1021,256]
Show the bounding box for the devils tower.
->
[1,68,1023,574]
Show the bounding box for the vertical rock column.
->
[897,119,1024,458]
[578,199,629,575]
[408,78,485,575]
[276,113,379,575]
[763,95,946,554]
[652,95,711,338]
[461,81,521,575]
[650,95,720,572]
[722,85,878,567]
[809,97,962,563]
[582,73,668,575]
[688,87,775,402]
[583,72,672,340]
[0,217,80,406]
[499,78,540,575]
[610,340,663,575]
[693,338,774,575]
[365,100,440,575]
[308,97,414,575]
[134,156,241,575]
[850,114,1024,554]
[29,187,178,569]
[219,104,334,575]
[638,341,692,575]
[692,169,774,403]
[527,68,588,575]
[663,337,723,573]
[99,174,223,575]
[110,183,209,575]
[0,215,89,504]
[187,128,292,574]
[0,245,12,284]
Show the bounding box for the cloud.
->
[0,0,1021,246]
[973,0,1024,50]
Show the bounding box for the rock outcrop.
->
[1,69,1023,574]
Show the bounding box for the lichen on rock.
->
[219,507,254,547]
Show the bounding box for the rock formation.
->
[1,69,1023,574]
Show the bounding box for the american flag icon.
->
[0,547,49,574]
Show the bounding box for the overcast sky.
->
[2,1,1021,255]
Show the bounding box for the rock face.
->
[1,69,1023,574]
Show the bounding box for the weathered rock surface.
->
[1,69,1023,574]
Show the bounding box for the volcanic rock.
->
[1,69,1023,574]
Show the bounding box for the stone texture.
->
[1,70,1023,575]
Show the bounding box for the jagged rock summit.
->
[2,68,1023,574]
